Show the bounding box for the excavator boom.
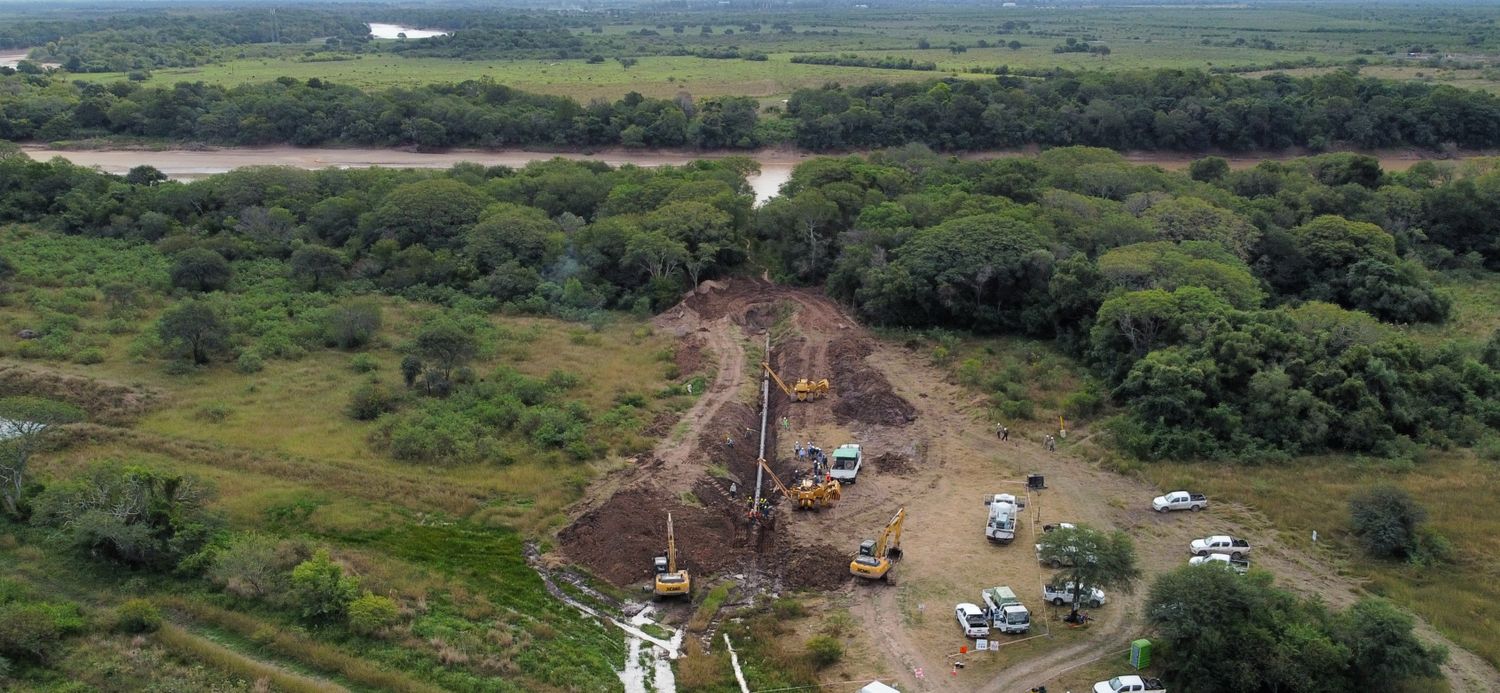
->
[666,513,677,574]
[761,362,795,399]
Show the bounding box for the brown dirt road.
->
[556,279,1498,690]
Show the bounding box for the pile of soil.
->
[0,364,161,425]
[871,452,917,476]
[674,336,707,376]
[827,338,917,427]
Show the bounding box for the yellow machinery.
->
[761,362,830,402]
[653,513,691,598]
[851,507,906,580]
[756,457,841,510]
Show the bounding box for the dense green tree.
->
[1035,525,1140,619]
[1349,486,1427,560]
[169,248,232,292]
[290,549,360,621]
[157,301,230,365]
[369,179,489,248]
[288,245,345,291]
[32,463,218,569]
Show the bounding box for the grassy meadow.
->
[0,225,695,689]
[63,5,1500,100]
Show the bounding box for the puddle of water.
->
[368,23,450,39]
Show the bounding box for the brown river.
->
[20,145,1467,205]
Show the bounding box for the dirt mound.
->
[674,336,708,376]
[0,364,161,425]
[871,452,917,476]
[828,338,917,427]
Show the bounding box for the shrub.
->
[208,532,305,600]
[235,350,265,374]
[349,354,379,373]
[805,635,843,668]
[347,592,399,635]
[1349,486,1427,560]
[347,382,399,421]
[290,550,360,621]
[114,599,162,633]
[325,299,382,349]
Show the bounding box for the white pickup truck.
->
[1094,675,1166,693]
[1043,581,1106,608]
[1152,491,1207,512]
[984,493,1019,543]
[829,444,862,484]
[1189,535,1251,558]
[955,602,990,638]
[1190,553,1250,574]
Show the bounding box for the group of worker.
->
[996,423,1061,452]
[746,495,775,524]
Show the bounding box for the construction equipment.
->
[761,362,830,402]
[851,507,905,580]
[756,457,841,510]
[653,513,691,598]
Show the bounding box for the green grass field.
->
[62,5,1500,99]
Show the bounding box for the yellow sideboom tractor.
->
[757,457,841,510]
[761,362,830,402]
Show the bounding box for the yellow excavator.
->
[653,513,691,598]
[761,362,830,402]
[851,507,905,580]
[756,457,841,510]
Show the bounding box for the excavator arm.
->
[666,513,677,574]
[755,457,793,498]
[760,362,796,399]
[876,507,906,559]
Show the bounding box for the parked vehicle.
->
[829,443,862,484]
[1093,675,1166,693]
[980,586,1030,634]
[1152,491,1208,512]
[1189,553,1249,574]
[1189,535,1251,558]
[985,493,1020,543]
[1043,581,1106,608]
[955,602,990,638]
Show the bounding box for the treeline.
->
[11,10,371,72]
[790,54,937,71]
[0,76,763,150]
[785,68,1500,151]
[388,28,587,60]
[756,147,1500,460]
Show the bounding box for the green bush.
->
[290,550,360,621]
[805,635,843,668]
[1349,486,1428,561]
[349,353,379,373]
[347,382,399,421]
[347,592,400,635]
[235,350,265,374]
[113,599,162,634]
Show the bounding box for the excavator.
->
[761,361,830,402]
[851,507,906,580]
[653,513,691,598]
[756,457,841,511]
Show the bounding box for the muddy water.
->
[23,145,801,204]
[367,23,450,39]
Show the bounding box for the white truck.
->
[1189,535,1251,559]
[1189,553,1249,574]
[1043,581,1106,608]
[980,586,1031,634]
[1152,491,1208,512]
[829,444,862,484]
[984,493,1020,543]
[1094,675,1166,693]
[954,602,990,638]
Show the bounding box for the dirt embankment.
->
[0,364,161,425]
[557,279,914,593]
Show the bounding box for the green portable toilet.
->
[1130,639,1151,669]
